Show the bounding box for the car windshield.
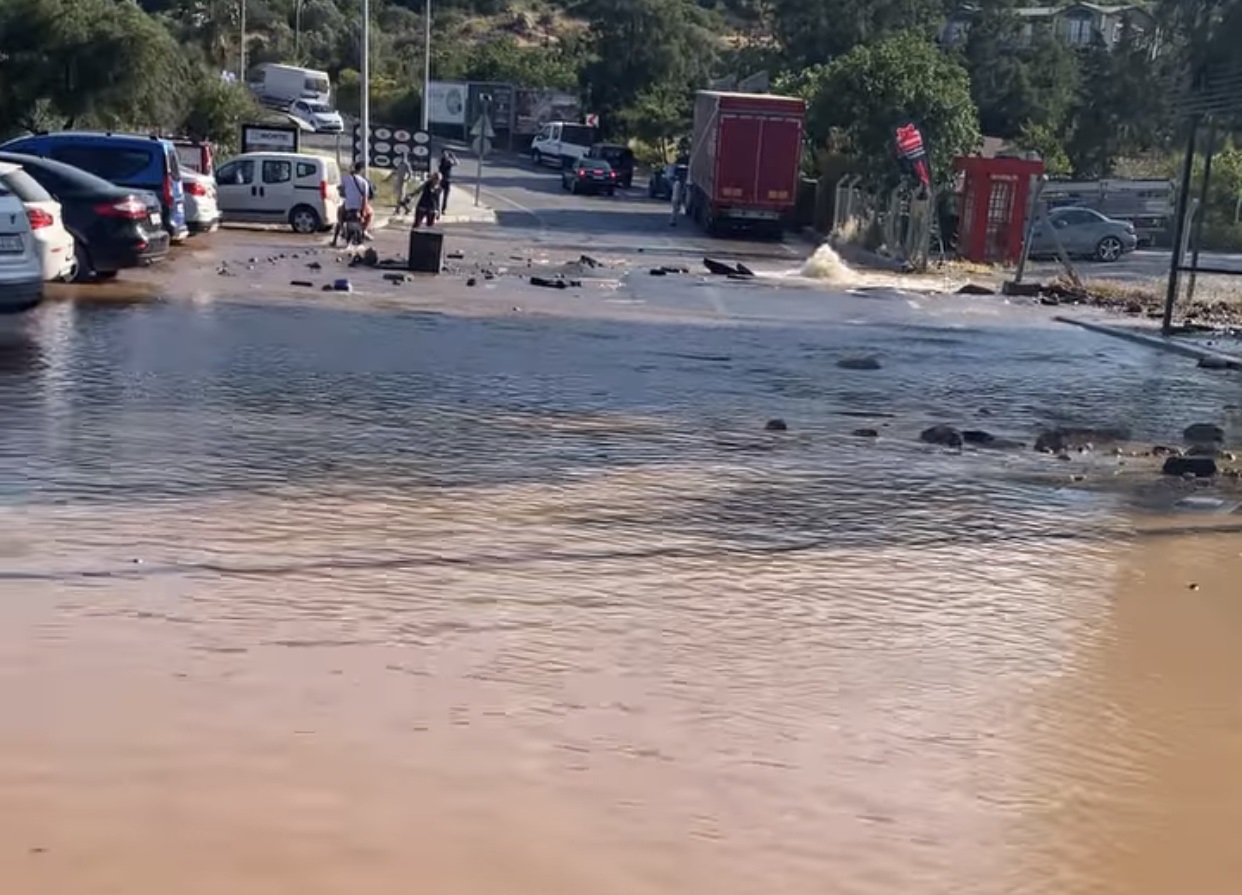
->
[306,103,333,114]
[581,160,610,171]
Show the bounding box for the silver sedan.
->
[1029,207,1139,262]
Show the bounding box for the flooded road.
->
[2,279,1242,894]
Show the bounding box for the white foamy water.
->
[799,243,858,284]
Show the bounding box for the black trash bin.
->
[407,228,444,274]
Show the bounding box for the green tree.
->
[767,0,946,70]
[181,77,263,152]
[807,31,981,189]
[0,0,188,134]
[579,0,718,132]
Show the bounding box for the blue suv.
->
[0,132,189,243]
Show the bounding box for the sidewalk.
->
[380,178,497,228]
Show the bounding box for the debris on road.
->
[956,283,996,296]
[852,428,879,438]
[1162,456,1217,478]
[289,280,314,288]
[920,424,963,448]
[704,258,750,277]
[836,356,882,371]
[529,276,582,290]
[764,418,788,432]
[1184,423,1225,444]
[332,279,352,292]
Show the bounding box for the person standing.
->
[438,150,458,214]
[334,161,373,246]
[393,152,414,214]
[414,171,442,228]
[669,171,685,227]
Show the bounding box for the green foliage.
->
[618,82,689,159]
[579,0,718,133]
[767,0,946,70]
[0,0,189,135]
[182,77,263,152]
[806,31,981,189]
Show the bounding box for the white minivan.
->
[215,152,341,233]
[531,122,597,169]
[0,176,45,314]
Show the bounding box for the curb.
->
[1056,316,1242,369]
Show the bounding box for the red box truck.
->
[686,91,806,236]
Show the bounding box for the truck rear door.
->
[754,117,801,210]
[715,114,802,209]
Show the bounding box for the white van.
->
[215,152,340,233]
[531,122,597,169]
[249,64,332,109]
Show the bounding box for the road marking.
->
[477,184,549,231]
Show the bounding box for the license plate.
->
[150,212,162,225]
[0,234,22,253]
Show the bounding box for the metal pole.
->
[1187,118,1217,306]
[421,0,431,132]
[474,96,491,207]
[239,0,246,82]
[295,0,302,60]
[1163,117,1199,335]
[360,0,370,169]
[1013,174,1047,285]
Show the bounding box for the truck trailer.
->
[686,90,805,236]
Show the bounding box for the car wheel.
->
[70,239,96,284]
[290,205,322,234]
[95,271,119,281]
[1095,236,1123,262]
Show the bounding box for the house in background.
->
[940,3,1157,49]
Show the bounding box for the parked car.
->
[0,132,189,244]
[215,152,341,233]
[648,163,687,200]
[532,122,597,169]
[182,169,221,234]
[1028,206,1139,262]
[288,100,345,134]
[0,152,170,283]
[0,178,44,314]
[173,139,215,177]
[587,143,635,189]
[562,158,617,196]
[0,162,76,282]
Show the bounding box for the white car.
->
[0,161,74,283]
[182,169,220,234]
[288,100,345,134]
[215,152,341,233]
[0,175,45,313]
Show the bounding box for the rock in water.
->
[920,425,963,448]
[962,430,995,445]
[956,283,995,295]
[1034,426,1131,453]
[852,428,879,438]
[764,418,788,432]
[1183,423,1225,443]
[836,356,882,371]
[1162,456,1217,478]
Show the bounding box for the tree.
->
[807,31,981,189]
[767,0,946,70]
[181,77,263,152]
[0,0,188,134]
[579,0,718,132]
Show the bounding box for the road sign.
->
[469,115,495,139]
[471,136,492,157]
[584,113,599,128]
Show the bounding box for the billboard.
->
[240,123,300,153]
[467,82,514,133]
[353,124,431,172]
[513,89,581,136]
[427,81,467,125]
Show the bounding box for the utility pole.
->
[239,0,247,82]
[360,0,370,170]
[422,0,432,132]
[294,0,303,61]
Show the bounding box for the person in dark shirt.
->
[414,171,442,228]
[438,150,458,213]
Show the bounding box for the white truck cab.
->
[531,122,597,169]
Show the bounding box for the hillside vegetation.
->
[0,0,1239,203]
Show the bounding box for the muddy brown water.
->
[2,293,1242,894]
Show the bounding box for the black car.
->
[587,143,634,189]
[562,158,618,196]
[0,151,169,282]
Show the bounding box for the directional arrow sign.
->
[469,115,496,139]
[471,136,492,157]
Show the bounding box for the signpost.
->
[352,124,430,171]
[471,97,494,207]
[240,123,300,154]
[584,113,599,128]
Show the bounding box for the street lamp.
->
[422,0,431,132]
[239,0,246,82]
[360,0,370,169]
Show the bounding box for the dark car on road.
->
[587,143,634,189]
[648,163,688,200]
[0,151,170,282]
[562,158,618,196]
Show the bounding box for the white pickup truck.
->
[530,122,597,169]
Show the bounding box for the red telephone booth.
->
[953,157,1045,264]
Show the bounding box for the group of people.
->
[331,149,458,247]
